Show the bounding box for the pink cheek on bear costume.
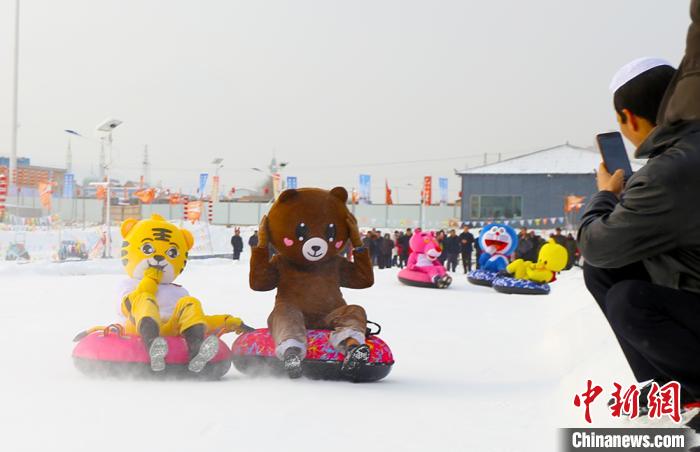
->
[283,238,294,247]
[335,240,344,249]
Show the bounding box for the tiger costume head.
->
[120,214,194,284]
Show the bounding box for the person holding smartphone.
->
[579,0,700,414]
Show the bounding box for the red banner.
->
[38,182,53,210]
[385,179,393,205]
[422,176,432,206]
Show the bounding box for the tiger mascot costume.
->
[118,214,246,373]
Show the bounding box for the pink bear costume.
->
[406,229,452,288]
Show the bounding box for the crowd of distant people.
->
[233,224,580,271]
[357,225,580,273]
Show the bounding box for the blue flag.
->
[359,174,371,204]
[439,177,448,205]
[198,173,209,196]
[63,173,75,199]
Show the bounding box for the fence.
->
[3,196,463,229]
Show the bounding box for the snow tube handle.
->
[72,324,125,342]
[102,324,125,338]
[366,321,381,337]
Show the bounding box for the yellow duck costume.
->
[506,239,568,284]
[118,214,246,373]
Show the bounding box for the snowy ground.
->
[0,253,685,452]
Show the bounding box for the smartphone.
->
[596,132,633,180]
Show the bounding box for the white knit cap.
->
[609,57,674,93]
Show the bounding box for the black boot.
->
[341,344,370,378]
[182,324,205,361]
[183,324,219,373]
[283,347,303,379]
[139,317,167,372]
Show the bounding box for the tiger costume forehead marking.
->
[120,214,194,284]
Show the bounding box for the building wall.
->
[459,173,596,221]
[0,164,66,194]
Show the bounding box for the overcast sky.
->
[0,0,691,201]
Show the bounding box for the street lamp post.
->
[9,0,20,191]
[66,121,121,258]
[96,119,123,258]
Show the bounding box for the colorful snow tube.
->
[72,327,232,379]
[231,328,394,382]
[492,276,551,295]
[467,269,498,287]
[397,268,451,289]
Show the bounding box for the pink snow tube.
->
[231,328,394,382]
[397,268,452,289]
[72,326,232,379]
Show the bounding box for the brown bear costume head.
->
[266,187,351,266]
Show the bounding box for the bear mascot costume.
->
[249,187,375,379]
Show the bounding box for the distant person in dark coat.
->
[552,227,567,247]
[458,225,475,273]
[526,231,543,262]
[398,228,412,268]
[443,229,460,272]
[231,228,244,260]
[564,233,578,270]
[436,230,447,265]
[248,230,259,249]
[515,228,533,261]
[378,233,395,269]
[368,230,380,266]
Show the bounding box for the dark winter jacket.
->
[552,234,566,247]
[565,237,578,268]
[458,232,475,252]
[515,235,533,260]
[443,236,461,254]
[248,234,259,248]
[231,235,244,252]
[578,121,700,294]
[398,235,411,256]
[379,238,395,256]
[658,0,700,124]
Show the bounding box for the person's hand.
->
[257,215,269,249]
[143,266,164,284]
[597,163,625,197]
[346,214,363,248]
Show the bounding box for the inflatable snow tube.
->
[492,276,551,295]
[231,328,394,382]
[467,269,497,287]
[397,268,451,289]
[72,328,232,380]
